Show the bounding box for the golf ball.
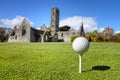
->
[72,37,89,55]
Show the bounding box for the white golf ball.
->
[72,37,89,55]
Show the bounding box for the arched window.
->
[22,26,26,35]
[43,34,49,42]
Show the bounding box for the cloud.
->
[0,16,33,28]
[60,16,97,32]
[98,27,105,32]
[115,31,120,34]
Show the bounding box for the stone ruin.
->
[8,7,85,42]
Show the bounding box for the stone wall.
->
[8,19,31,42]
[57,30,79,42]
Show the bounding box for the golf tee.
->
[79,55,82,73]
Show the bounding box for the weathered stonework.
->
[50,8,59,32]
[8,19,50,42]
[8,19,31,42]
[8,7,85,42]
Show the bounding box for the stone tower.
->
[79,22,85,36]
[50,7,59,32]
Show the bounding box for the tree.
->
[0,27,11,42]
[110,33,120,42]
[0,27,6,42]
[59,25,71,31]
[103,27,114,36]
[102,27,114,42]
[86,30,104,42]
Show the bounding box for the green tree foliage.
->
[70,36,79,42]
[86,27,115,42]
[59,25,71,31]
[71,27,120,42]
[86,32,104,42]
[85,26,120,42]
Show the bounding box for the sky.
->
[0,0,120,33]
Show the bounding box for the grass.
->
[0,42,120,80]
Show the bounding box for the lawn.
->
[0,42,120,80]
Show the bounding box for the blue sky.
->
[0,0,120,33]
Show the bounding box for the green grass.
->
[0,42,120,80]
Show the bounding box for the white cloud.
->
[36,27,40,30]
[0,16,33,28]
[115,31,120,34]
[60,16,97,32]
[98,27,105,32]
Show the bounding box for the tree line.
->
[85,27,120,42]
[71,27,120,42]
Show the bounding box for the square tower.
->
[50,7,59,32]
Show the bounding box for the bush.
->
[70,36,79,42]
[86,33,98,42]
[110,35,120,42]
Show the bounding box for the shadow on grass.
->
[92,65,110,71]
[82,65,110,73]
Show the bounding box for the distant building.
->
[8,7,85,42]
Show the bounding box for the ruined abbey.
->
[8,8,84,42]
